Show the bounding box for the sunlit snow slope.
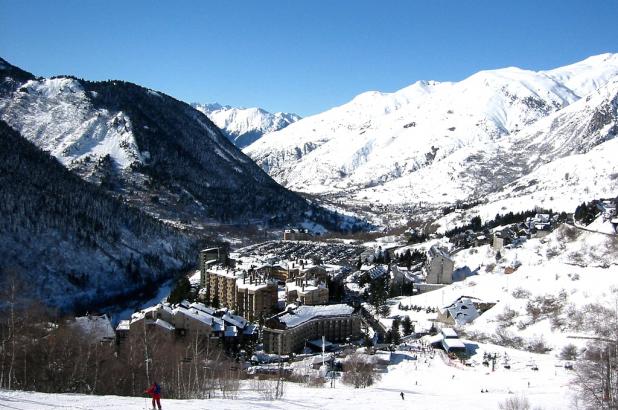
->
[193,103,300,148]
[245,54,618,213]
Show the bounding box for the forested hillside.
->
[0,120,195,310]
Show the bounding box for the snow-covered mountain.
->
[192,103,300,148]
[0,58,325,231]
[245,53,618,221]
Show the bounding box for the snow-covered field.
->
[0,346,573,409]
[382,223,618,355]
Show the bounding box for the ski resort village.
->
[2,200,617,409]
[3,3,618,409]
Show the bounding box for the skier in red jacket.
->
[145,381,162,410]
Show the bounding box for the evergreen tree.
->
[384,329,393,344]
[390,320,401,345]
[401,316,414,336]
[168,276,192,304]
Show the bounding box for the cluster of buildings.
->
[116,301,257,346]
[198,248,361,355]
[199,248,333,321]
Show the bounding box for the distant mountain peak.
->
[192,102,301,148]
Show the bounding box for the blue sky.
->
[1,1,617,116]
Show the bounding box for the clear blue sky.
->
[1,1,617,116]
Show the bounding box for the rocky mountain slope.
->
[0,58,323,231]
[192,103,300,148]
[0,119,194,310]
[245,54,618,222]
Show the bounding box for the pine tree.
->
[402,316,414,336]
[391,318,401,344]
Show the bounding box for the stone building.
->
[236,275,278,321]
[285,265,329,305]
[262,304,361,354]
[202,266,277,321]
[199,247,226,287]
[424,245,454,285]
[285,278,329,305]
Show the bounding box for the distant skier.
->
[400,391,405,400]
[145,381,162,410]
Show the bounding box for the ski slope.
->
[0,345,573,409]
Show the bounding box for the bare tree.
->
[498,394,541,410]
[341,353,380,388]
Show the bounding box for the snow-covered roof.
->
[445,297,480,326]
[173,306,215,327]
[153,319,175,332]
[243,323,258,335]
[277,304,355,329]
[441,328,458,339]
[236,277,275,291]
[428,245,453,262]
[190,302,215,315]
[222,311,248,329]
[441,337,466,352]
[368,264,388,280]
[286,279,326,295]
[116,320,130,332]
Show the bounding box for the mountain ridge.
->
[0,58,336,232]
[244,53,618,224]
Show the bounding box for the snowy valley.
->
[1,52,618,410]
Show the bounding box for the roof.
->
[116,320,130,331]
[222,311,248,328]
[445,298,480,326]
[153,319,175,332]
[428,245,453,262]
[441,328,458,338]
[368,265,388,280]
[243,323,258,335]
[173,306,215,327]
[190,302,215,315]
[441,337,466,351]
[276,304,355,329]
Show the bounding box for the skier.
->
[400,391,405,400]
[145,381,162,410]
